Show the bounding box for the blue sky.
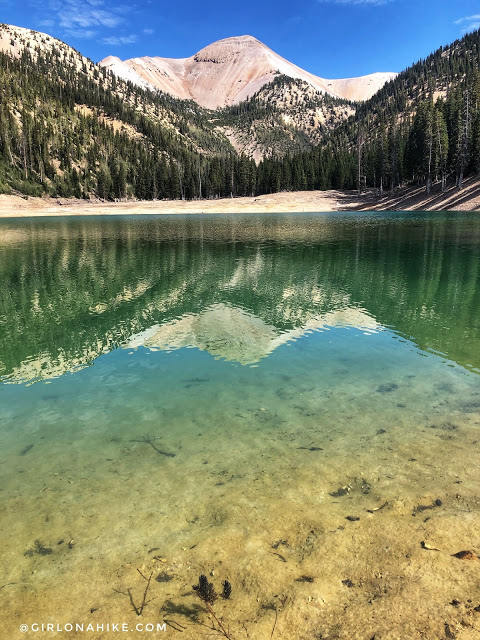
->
[2,0,480,78]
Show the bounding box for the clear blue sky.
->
[2,0,480,78]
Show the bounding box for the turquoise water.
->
[1,212,480,639]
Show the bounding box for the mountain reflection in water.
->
[0,212,479,384]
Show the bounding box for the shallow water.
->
[1,212,480,639]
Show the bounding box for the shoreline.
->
[0,190,358,218]
[1,177,480,217]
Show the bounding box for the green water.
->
[1,212,480,639]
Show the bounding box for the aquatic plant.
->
[24,539,53,557]
[192,575,232,639]
[190,574,286,639]
[221,580,232,600]
[270,594,287,640]
[34,539,53,555]
[193,574,217,604]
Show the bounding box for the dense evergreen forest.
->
[1,25,480,200]
[258,29,480,195]
[0,31,256,200]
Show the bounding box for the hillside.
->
[0,24,259,199]
[0,24,228,154]
[255,29,480,197]
[99,35,396,109]
[0,23,385,199]
[216,76,355,161]
[2,23,480,204]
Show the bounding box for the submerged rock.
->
[376,383,399,393]
[329,486,350,498]
[452,550,478,560]
[342,579,355,588]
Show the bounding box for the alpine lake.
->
[1,211,480,640]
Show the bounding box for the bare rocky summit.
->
[100,35,397,109]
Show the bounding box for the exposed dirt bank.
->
[1,177,480,217]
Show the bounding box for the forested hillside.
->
[1,23,480,200]
[0,25,257,199]
[216,75,354,161]
[256,30,480,195]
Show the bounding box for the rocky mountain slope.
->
[100,35,397,109]
[0,24,231,156]
[0,24,395,168]
[0,25,392,166]
[2,21,478,202]
[0,23,246,200]
[216,75,356,161]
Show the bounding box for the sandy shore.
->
[1,176,480,218]
[0,190,360,217]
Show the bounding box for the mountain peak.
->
[208,35,261,45]
[100,36,397,109]
[194,35,264,63]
